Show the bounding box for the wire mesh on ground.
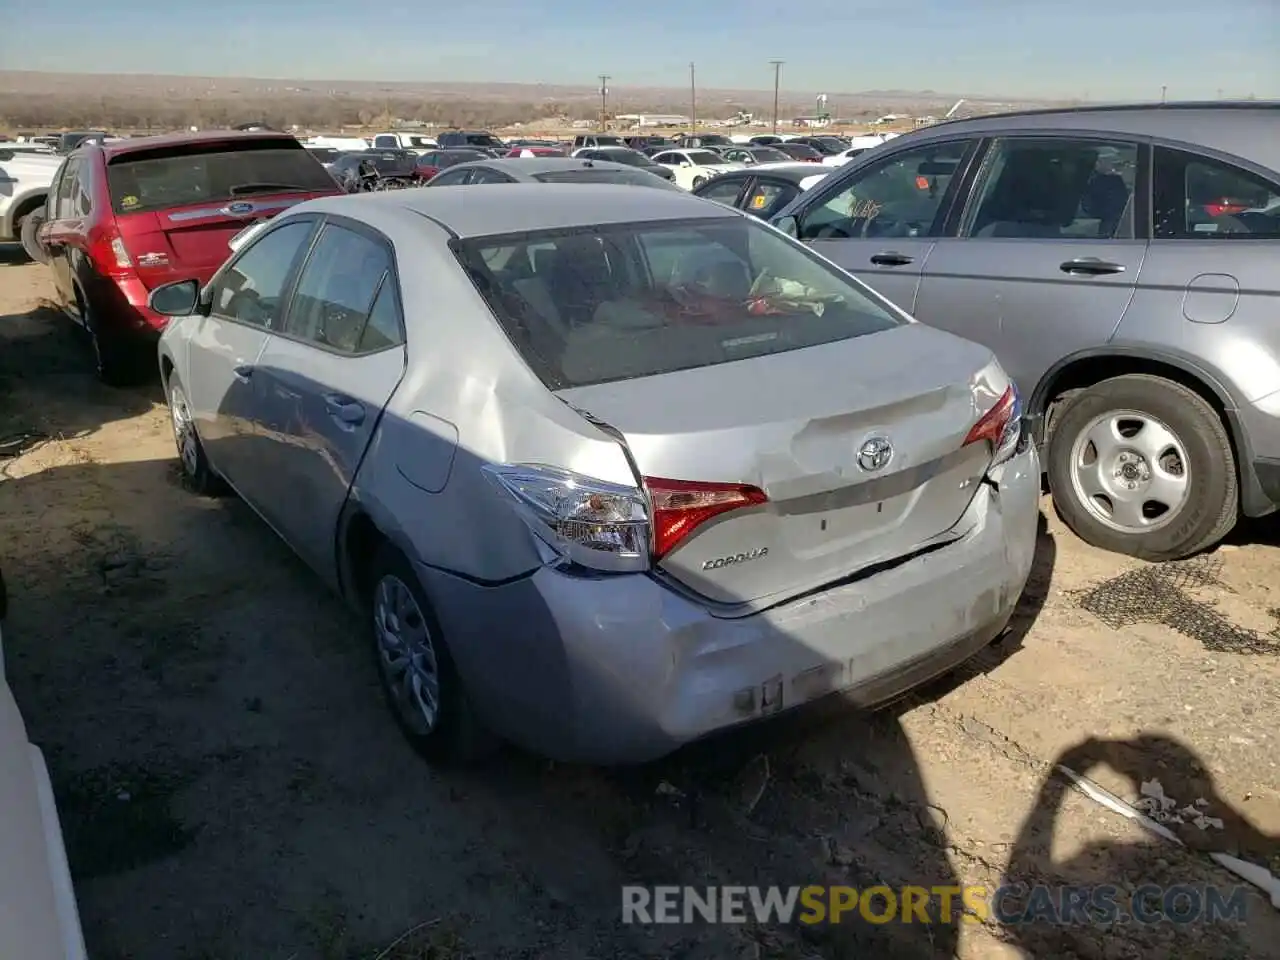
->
[1072,554,1280,656]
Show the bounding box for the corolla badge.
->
[857,436,893,472]
[226,201,255,215]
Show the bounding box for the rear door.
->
[251,220,407,578]
[104,138,339,288]
[1117,146,1280,402]
[187,217,318,492]
[785,138,978,313]
[39,158,78,308]
[913,135,1145,397]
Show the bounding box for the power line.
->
[769,60,784,135]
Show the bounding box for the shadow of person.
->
[1001,735,1280,958]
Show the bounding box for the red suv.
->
[33,130,342,384]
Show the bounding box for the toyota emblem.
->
[857,436,893,472]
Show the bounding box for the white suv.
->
[0,147,60,254]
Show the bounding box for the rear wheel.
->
[84,302,139,387]
[1046,374,1237,560]
[368,546,495,764]
[691,175,708,188]
[18,206,48,264]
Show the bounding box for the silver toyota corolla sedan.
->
[149,183,1041,765]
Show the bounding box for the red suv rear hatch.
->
[105,137,340,288]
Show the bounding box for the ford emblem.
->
[227,201,255,215]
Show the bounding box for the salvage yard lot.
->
[0,248,1277,960]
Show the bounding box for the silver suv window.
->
[962,138,1138,240]
[1154,147,1280,239]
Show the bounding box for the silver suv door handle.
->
[1060,258,1125,276]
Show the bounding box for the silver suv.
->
[773,102,1280,561]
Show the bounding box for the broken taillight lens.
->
[482,463,650,573]
[963,384,1023,466]
[644,477,768,561]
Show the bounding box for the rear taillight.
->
[483,464,650,573]
[963,384,1023,466]
[644,477,768,561]
[482,464,769,571]
[88,229,134,278]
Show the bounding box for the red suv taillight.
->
[644,477,768,560]
[88,228,135,279]
[963,384,1023,466]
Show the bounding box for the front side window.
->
[211,220,315,328]
[963,137,1138,240]
[453,215,902,389]
[1153,147,1280,239]
[285,224,391,351]
[798,139,972,241]
[746,180,799,217]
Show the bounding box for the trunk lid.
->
[114,192,330,287]
[557,323,1004,608]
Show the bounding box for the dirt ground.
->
[0,247,1277,960]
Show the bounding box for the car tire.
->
[1046,374,1237,561]
[84,303,139,387]
[368,545,496,765]
[691,175,707,188]
[18,206,48,264]
[166,374,225,496]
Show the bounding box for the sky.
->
[3,0,1277,100]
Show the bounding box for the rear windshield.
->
[462,133,503,148]
[453,216,902,388]
[532,168,670,186]
[107,140,336,214]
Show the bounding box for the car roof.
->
[449,156,653,177]
[702,163,828,184]
[908,101,1280,170]
[306,182,735,237]
[95,129,302,161]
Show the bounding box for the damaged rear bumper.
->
[422,442,1042,764]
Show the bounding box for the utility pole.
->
[599,75,610,130]
[689,62,696,135]
[769,60,783,135]
[1160,84,1167,103]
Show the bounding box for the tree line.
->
[0,92,781,133]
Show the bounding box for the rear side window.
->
[106,140,336,215]
[963,138,1138,240]
[531,168,670,187]
[285,224,391,352]
[1153,147,1280,239]
[453,216,901,389]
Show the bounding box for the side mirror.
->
[680,161,692,168]
[773,215,800,238]
[148,279,200,317]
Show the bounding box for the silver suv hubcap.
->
[1069,409,1190,533]
[373,575,440,735]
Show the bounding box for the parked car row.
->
[16,101,1280,778]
